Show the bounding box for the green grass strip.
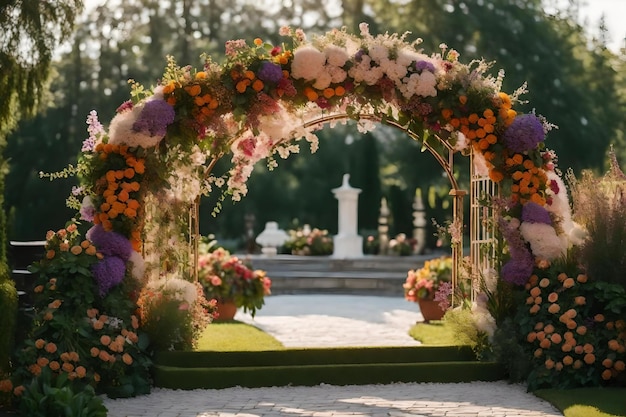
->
[195,321,285,351]
[534,388,626,417]
[409,320,465,345]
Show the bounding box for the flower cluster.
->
[197,246,271,317]
[518,270,626,389]
[283,226,334,256]
[137,278,215,351]
[403,256,452,301]
[388,233,416,256]
[2,222,152,400]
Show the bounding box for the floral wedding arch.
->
[69,23,581,300]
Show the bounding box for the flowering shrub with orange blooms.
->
[514,262,626,389]
[0,221,152,405]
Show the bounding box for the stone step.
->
[247,253,447,296]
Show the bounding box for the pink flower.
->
[210,276,222,286]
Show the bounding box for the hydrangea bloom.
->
[257,62,283,83]
[92,256,126,296]
[86,224,133,261]
[521,201,552,225]
[501,252,535,285]
[502,114,545,153]
[132,99,175,137]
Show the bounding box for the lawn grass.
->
[408,320,462,345]
[195,320,285,351]
[534,387,626,417]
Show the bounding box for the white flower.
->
[368,44,389,63]
[519,222,564,261]
[359,22,370,37]
[128,250,147,284]
[312,71,333,90]
[291,45,326,81]
[324,44,349,67]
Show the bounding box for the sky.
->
[82,0,625,52]
[574,0,626,51]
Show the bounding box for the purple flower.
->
[502,114,545,153]
[434,281,452,311]
[355,49,366,62]
[501,253,534,286]
[521,202,552,225]
[414,60,435,73]
[257,62,283,84]
[86,224,132,261]
[132,99,175,137]
[92,256,126,296]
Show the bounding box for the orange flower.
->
[185,84,202,97]
[548,303,560,314]
[35,339,45,349]
[584,353,596,365]
[252,79,264,92]
[46,249,55,259]
[36,357,49,367]
[615,360,626,371]
[48,299,62,309]
[459,95,468,105]
[92,320,104,330]
[122,353,133,365]
[49,361,60,371]
[0,379,13,393]
[75,366,87,378]
[529,287,541,298]
[254,38,263,46]
[544,358,555,369]
[574,296,586,306]
[547,292,558,303]
[45,342,57,354]
[576,274,588,283]
[563,278,575,288]
[529,304,540,314]
[594,314,605,322]
[90,347,100,357]
[550,333,562,344]
[62,362,74,373]
[539,278,550,288]
[576,326,587,336]
[527,332,537,342]
[100,335,112,346]
[28,364,42,376]
[539,338,551,349]
[601,369,613,380]
[562,355,573,366]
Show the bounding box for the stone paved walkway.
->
[102,295,563,417]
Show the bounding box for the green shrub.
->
[0,272,17,375]
[18,368,107,417]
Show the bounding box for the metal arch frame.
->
[301,112,466,301]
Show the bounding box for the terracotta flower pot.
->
[417,298,445,323]
[215,299,237,321]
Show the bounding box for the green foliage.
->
[0,277,17,377]
[442,309,492,359]
[137,280,214,352]
[17,368,107,417]
[568,158,626,288]
[10,222,152,401]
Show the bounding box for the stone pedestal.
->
[332,174,363,259]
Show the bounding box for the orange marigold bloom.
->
[488,169,504,183]
[547,292,558,303]
[527,332,537,343]
[185,84,202,97]
[548,304,561,314]
[550,333,562,344]
[252,79,264,92]
[0,379,13,393]
[614,360,626,371]
[544,359,555,369]
[608,339,621,351]
[562,355,573,366]
[28,364,42,376]
[584,353,596,365]
[534,348,543,358]
[323,87,335,99]
[529,287,541,298]
[35,338,45,349]
[561,343,573,353]
[70,245,82,255]
[122,353,133,365]
[601,369,613,381]
[90,347,100,357]
[36,357,49,367]
[576,274,588,283]
[594,314,605,322]
[459,95,468,105]
[254,37,263,46]
[43,311,54,321]
[100,335,112,346]
[46,250,55,259]
[574,296,586,306]
[75,366,87,378]
[563,278,575,289]
[93,320,104,330]
[529,304,540,314]
[539,338,551,349]
[576,326,587,336]
[49,361,60,371]
[62,362,74,373]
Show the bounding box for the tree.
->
[0,0,82,382]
